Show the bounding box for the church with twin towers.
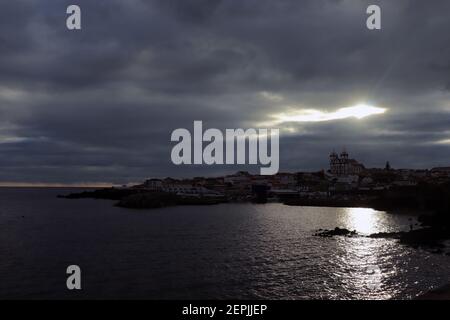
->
[329,150,365,176]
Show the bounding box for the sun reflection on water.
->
[336,207,398,299]
[343,207,382,235]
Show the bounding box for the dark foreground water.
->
[0,188,449,299]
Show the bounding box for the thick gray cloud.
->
[1,0,450,184]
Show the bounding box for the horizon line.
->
[0,182,114,188]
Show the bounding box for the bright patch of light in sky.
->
[273,104,387,124]
[435,139,450,145]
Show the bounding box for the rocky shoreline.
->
[58,188,226,209]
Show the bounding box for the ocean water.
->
[0,187,448,300]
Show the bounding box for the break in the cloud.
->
[1,0,450,184]
[264,104,387,125]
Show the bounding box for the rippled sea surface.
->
[0,188,449,299]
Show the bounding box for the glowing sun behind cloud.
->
[272,104,387,124]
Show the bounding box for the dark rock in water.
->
[314,227,358,237]
[316,225,450,254]
[368,231,403,239]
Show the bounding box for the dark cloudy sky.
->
[1,0,450,184]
